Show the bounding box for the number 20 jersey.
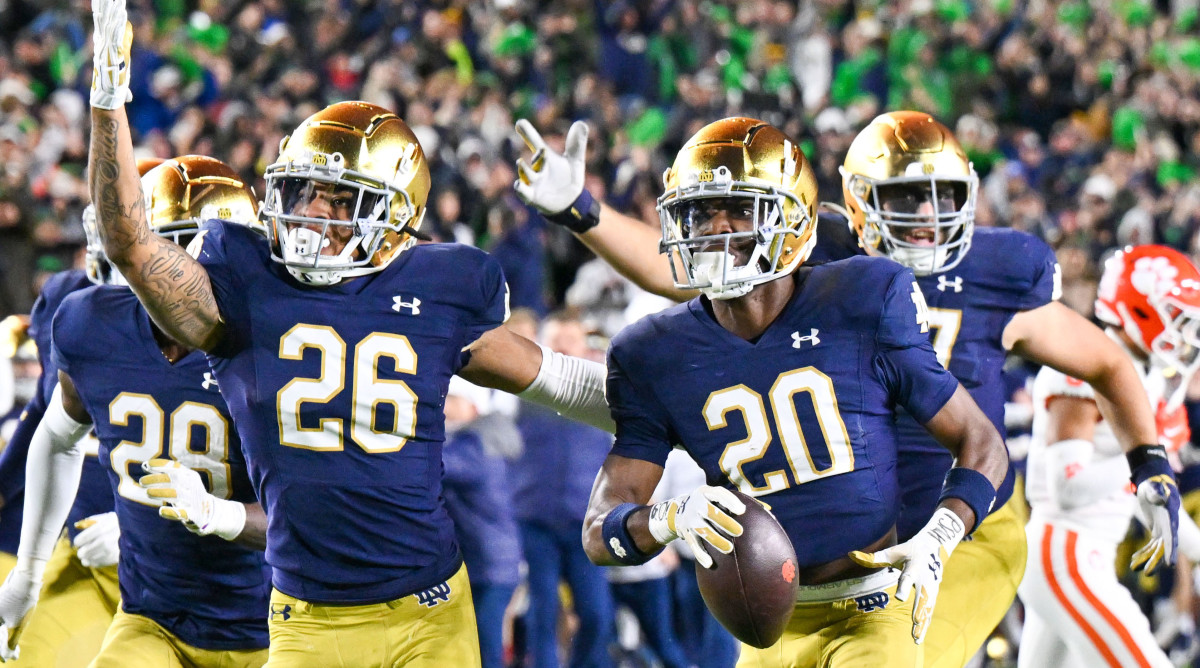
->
[51,285,269,650]
[195,220,509,604]
[607,256,960,566]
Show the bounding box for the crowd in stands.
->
[2,0,1200,324]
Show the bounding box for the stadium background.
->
[4,0,1200,666]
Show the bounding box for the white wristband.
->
[205,498,247,541]
[647,497,681,545]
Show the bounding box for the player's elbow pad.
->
[519,344,615,433]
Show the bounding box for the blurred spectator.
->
[512,312,615,668]
[442,376,524,668]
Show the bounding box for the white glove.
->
[1132,475,1179,573]
[647,485,746,569]
[513,119,588,215]
[90,0,133,109]
[849,507,966,644]
[0,568,42,662]
[72,512,120,568]
[139,459,246,541]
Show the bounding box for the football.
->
[695,489,799,649]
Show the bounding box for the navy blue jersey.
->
[51,286,269,651]
[894,227,1057,538]
[608,256,960,567]
[0,269,113,540]
[195,220,509,604]
[810,218,1059,539]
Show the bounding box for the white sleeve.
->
[1045,438,1132,511]
[516,344,615,433]
[17,384,90,580]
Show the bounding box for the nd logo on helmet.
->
[312,153,328,166]
[697,169,714,183]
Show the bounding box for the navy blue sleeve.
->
[874,269,959,423]
[193,220,248,358]
[462,253,511,346]
[1015,235,1060,310]
[607,345,673,467]
[0,398,44,502]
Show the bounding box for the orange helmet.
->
[1095,245,1200,377]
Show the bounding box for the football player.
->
[0,156,272,667]
[84,2,608,665]
[582,117,1008,667]
[513,112,1174,667]
[1019,245,1200,668]
[0,160,161,665]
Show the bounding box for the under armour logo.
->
[416,582,452,608]
[201,372,219,390]
[608,537,628,559]
[791,329,820,348]
[936,275,963,293]
[929,554,942,581]
[854,592,890,613]
[270,604,291,621]
[392,296,421,315]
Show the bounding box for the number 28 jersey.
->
[607,256,960,566]
[195,221,509,604]
[51,285,269,650]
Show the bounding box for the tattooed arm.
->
[88,107,225,352]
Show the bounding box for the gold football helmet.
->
[83,157,168,284]
[657,117,818,300]
[841,111,978,275]
[142,155,261,246]
[261,101,431,286]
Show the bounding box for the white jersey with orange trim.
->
[1024,364,1152,543]
[1018,341,1173,668]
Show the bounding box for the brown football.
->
[694,489,799,649]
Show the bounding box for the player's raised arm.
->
[87,0,223,352]
[512,119,697,302]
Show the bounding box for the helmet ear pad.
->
[262,101,431,286]
[658,117,819,299]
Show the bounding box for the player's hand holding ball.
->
[850,507,966,644]
[648,485,746,569]
[90,0,133,110]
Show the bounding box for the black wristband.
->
[1127,444,1171,485]
[544,188,601,234]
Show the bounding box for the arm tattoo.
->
[90,113,223,350]
[91,116,150,254]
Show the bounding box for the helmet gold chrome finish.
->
[657,117,819,300]
[142,155,261,245]
[262,101,431,286]
[841,111,978,275]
